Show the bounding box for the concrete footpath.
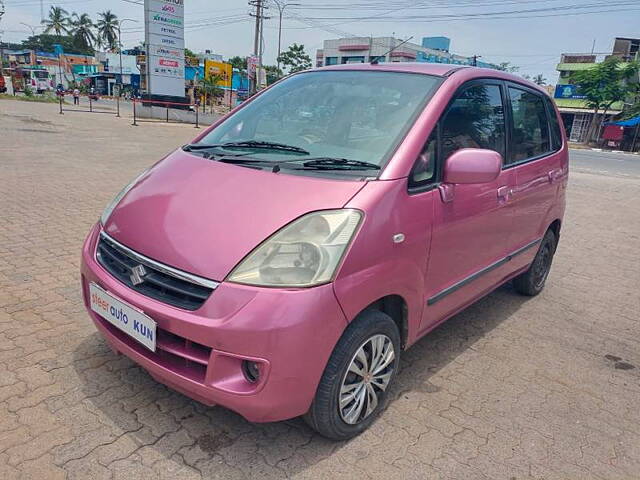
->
[1,99,639,479]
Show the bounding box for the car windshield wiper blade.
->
[184,141,310,155]
[299,157,381,170]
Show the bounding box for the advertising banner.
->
[205,60,232,88]
[554,84,586,100]
[144,0,185,98]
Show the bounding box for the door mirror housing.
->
[442,148,502,184]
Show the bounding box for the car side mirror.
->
[442,148,502,185]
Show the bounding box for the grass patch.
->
[0,93,60,104]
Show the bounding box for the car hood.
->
[103,149,366,280]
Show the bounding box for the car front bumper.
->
[80,223,348,422]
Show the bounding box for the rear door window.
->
[507,87,551,163]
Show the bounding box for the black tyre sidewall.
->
[306,310,401,440]
[514,229,557,296]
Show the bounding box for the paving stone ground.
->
[1,99,639,479]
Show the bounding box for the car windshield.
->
[197,70,440,173]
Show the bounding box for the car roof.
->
[311,62,549,95]
[314,62,464,77]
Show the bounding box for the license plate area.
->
[89,282,157,352]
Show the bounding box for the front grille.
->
[96,232,217,310]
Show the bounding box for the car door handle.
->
[497,186,512,201]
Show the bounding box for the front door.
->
[419,80,517,332]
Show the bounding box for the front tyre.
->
[304,310,400,440]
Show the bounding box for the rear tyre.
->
[304,310,400,440]
[513,229,557,296]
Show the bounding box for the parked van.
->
[81,63,567,440]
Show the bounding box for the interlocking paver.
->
[1,98,640,479]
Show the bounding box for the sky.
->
[1,0,639,84]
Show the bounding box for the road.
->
[1,98,639,479]
[570,148,640,178]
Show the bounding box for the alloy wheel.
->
[339,334,395,425]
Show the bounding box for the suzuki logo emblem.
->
[130,265,147,286]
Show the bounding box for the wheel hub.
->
[338,334,395,425]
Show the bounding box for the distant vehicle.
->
[20,69,52,94]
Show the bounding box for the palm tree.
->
[42,6,70,36]
[533,74,547,86]
[96,10,119,51]
[70,12,95,50]
[199,74,224,113]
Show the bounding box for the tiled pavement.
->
[1,99,639,479]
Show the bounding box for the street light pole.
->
[274,1,300,73]
[20,22,38,37]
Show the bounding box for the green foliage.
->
[23,85,34,97]
[42,6,71,36]
[496,62,519,73]
[277,43,312,73]
[264,65,283,84]
[95,10,119,51]
[532,74,547,86]
[70,12,96,51]
[228,56,247,72]
[572,57,640,112]
[18,33,94,55]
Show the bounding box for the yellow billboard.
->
[205,60,232,87]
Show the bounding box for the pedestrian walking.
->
[73,88,80,105]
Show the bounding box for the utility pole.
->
[249,0,269,94]
[274,1,300,72]
[249,0,261,94]
[471,55,481,66]
[40,0,44,23]
[0,1,6,78]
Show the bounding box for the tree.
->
[184,48,198,66]
[277,43,312,73]
[42,6,70,37]
[532,74,547,86]
[264,65,283,84]
[19,34,93,55]
[199,74,225,112]
[70,12,95,51]
[228,56,247,72]
[572,57,640,142]
[496,61,519,73]
[96,10,119,51]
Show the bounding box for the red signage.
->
[159,59,179,67]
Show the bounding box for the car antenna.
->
[370,36,414,65]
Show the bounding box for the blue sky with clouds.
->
[1,0,638,83]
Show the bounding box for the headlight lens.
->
[227,209,362,287]
[100,169,149,225]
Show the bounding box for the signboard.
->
[144,0,185,97]
[554,84,586,100]
[247,55,258,79]
[205,60,232,88]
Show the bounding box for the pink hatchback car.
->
[81,63,567,439]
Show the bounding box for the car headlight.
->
[100,169,149,225]
[227,209,363,287]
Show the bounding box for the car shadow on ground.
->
[72,282,530,475]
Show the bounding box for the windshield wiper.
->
[298,157,381,171]
[183,141,309,155]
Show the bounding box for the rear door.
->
[420,79,517,332]
[504,84,563,260]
